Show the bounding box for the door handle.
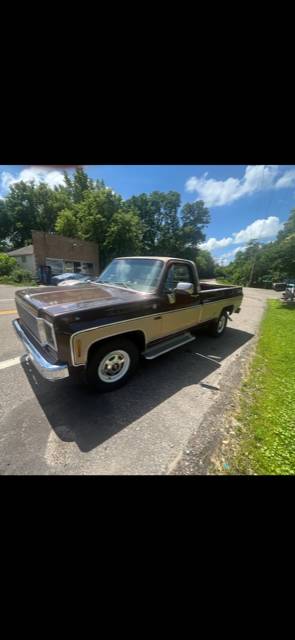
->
[154,316,162,320]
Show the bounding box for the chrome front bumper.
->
[13,319,69,381]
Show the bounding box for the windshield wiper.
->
[94,280,133,289]
[113,281,130,288]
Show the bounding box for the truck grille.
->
[15,297,40,342]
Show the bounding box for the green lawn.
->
[229,300,295,475]
[0,276,36,286]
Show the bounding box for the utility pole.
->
[247,239,258,287]
[248,257,256,287]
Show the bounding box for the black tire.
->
[208,310,228,338]
[86,337,139,392]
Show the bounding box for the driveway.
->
[0,284,281,475]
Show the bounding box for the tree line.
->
[1,167,293,285]
[216,208,295,286]
[0,168,214,273]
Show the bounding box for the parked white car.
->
[58,276,92,286]
[283,283,295,301]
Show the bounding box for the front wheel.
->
[86,337,139,392]
[208,311,228,337]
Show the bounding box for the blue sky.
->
[1,165,294,264]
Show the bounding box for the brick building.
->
[9,231,99,278]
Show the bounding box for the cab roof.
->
[115,256,194,264]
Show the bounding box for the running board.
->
[143,332,196,360]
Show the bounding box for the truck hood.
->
[16,283,148,317]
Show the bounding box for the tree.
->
[196,249,216,278]
[75,188,123,267]
[124,193,159,253]
[243,240,261,286]
[2,180,71,248]
[4,181,39,248]
[276,233,295,279]
[180,201,211,247]
[125,191,179,254]
[33,183,67,232]
[62,168,94,203]
[156,191,181,255]
[277,208,295,241]
[0,253,17,276]
[105,210,143,259]
[0,200,12,248]
[0,168,213,270]
[55,209,79,237]
[124,192,210,259]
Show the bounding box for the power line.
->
[265,189,274,220]
[260,164,265,193]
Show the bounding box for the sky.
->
[1,164,295,265]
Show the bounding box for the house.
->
[8,231,99,280]
[8,244,36,274]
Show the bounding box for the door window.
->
[164,263,195,293]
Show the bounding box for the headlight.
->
[37,319,57,350]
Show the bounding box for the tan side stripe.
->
[70,294,243,366]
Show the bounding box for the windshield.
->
[94,259,164,293]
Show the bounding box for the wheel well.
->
[222,305,234,315]
[87,330,146,363]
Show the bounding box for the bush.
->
[0,253,17,276]
[0,275,16,284]
[0,267,36,286]
[10,267,34,283]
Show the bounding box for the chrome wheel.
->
[217,314,226,333]
[98,349,131,383]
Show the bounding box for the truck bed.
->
[199,281,243,304]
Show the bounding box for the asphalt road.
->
[0,283,281,475]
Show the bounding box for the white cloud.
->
[215,253,234,266]
[185,165,294,207]
[202,216,283,258]
[216,246,247,266]
[233,245,247,255]
[199,236,233,251]
[0,166,65,195]
[232,216,283,243]
[1,172,16,191]
[275,169,295,189]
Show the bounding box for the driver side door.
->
[159,262,202,338]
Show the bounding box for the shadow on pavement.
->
[21,326,254,453]
[279,302,295,310]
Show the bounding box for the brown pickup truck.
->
[13,256,243,391]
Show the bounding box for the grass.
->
[227,300,295,475]
[215,278,234,285]
[0,276,36,286]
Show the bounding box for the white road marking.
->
[0,298,14,302]
[0,356,22,370]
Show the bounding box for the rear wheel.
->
[208,310,228,337]
[86,337,139,391]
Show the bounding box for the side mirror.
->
[175,281,194,296]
